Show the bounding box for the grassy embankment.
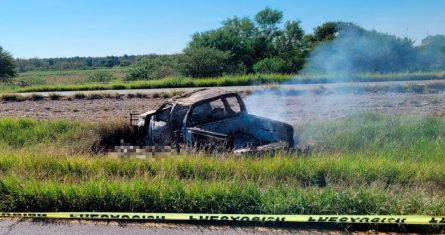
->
[2,70,292,93]
[3,80,445,102]
[1,113,445,214]
[0,90,186,102]
[1,68,445,93]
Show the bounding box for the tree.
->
[418,35,445,70]
[255,7,283,36]
[312,22,338,42]
[185,8,307,74]
[254,8,284,59]
[305,21,362,48]
[0,46,17,81]
[275,20,307,72]
[305,26,417,73]
[179,47,231,77]
[189,17,257,73]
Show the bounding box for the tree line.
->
[130,9,445,79]
[1,8,445,82]
[15,55,146,72]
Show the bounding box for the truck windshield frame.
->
[187,94,246,126]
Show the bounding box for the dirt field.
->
[0,97,164,123]
[1,91,444,124]
[244,92,445,124]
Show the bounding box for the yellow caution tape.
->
[1,212,444,225]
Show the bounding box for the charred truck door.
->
[182,94,246,151]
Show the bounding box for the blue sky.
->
[1,0,444,58]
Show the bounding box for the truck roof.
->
[168,88,234,106]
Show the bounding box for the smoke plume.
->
[245,26,432,145]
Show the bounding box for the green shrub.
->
[127,57,178,81]
[87,71,115,83]
[253,57,287,73]
[179,47,231,78]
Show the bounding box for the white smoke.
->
[304,27,416,74]
[244,26,419,144]
[244,89,290,123]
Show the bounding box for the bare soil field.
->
[244,92,445,124]
[1,92,444,124]
[0,97,164,123]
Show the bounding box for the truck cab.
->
[131,89,294,153]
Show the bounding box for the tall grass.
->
[1,114,445,214]
[298,113,445,160]
[0,118,86,148]
[16,74,292,93]
[0,118,132,154]
[294,71,445,83]
[17,67,127,86]
[3,70,444,93]
[3,113,445,157]
[1,177,443,215]
[0,152,444,187]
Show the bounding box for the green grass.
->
[3,81,445,103]
[17,67,127,86]
[1,177,443,214]
[0,118,134,154]
[0,67,128,92]
[3,80,445,102]
[0,151,444,188]
[15,74,292,93]
[1,69,445,93]
[0,91,183,102]
[298,112,445,160]
[294,71,445,83]
[0,114,445,214]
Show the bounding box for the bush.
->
[87,71,115,83]
[179,47,231,78]
[73,93,86,99]
[127,57,178,81]
[48,93,61,100]
[31,94,44,101]
[253,57,287,73]
[0,94,24,102]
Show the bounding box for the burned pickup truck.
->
[130,89,294,154]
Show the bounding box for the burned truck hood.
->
[138,110,157,118]
[185,113,294,152]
